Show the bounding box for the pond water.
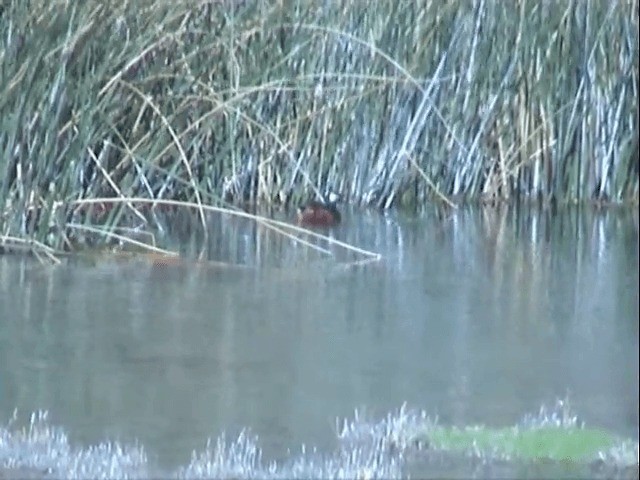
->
[0,205,638,478]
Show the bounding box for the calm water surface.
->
[0,205,638,476]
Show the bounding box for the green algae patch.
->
[421,426,621,462]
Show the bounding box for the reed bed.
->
[0,0,637,250]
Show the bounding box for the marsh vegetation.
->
[0,0,638,254]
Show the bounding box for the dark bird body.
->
[296,193,342,227]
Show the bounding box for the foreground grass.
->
[4,407,638,479]
[0,0,638,251]
[421,425,621,462]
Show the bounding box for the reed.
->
[0,0,637,250]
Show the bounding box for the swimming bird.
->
[296,192,342,227]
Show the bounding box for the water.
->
[0,205,638,478]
